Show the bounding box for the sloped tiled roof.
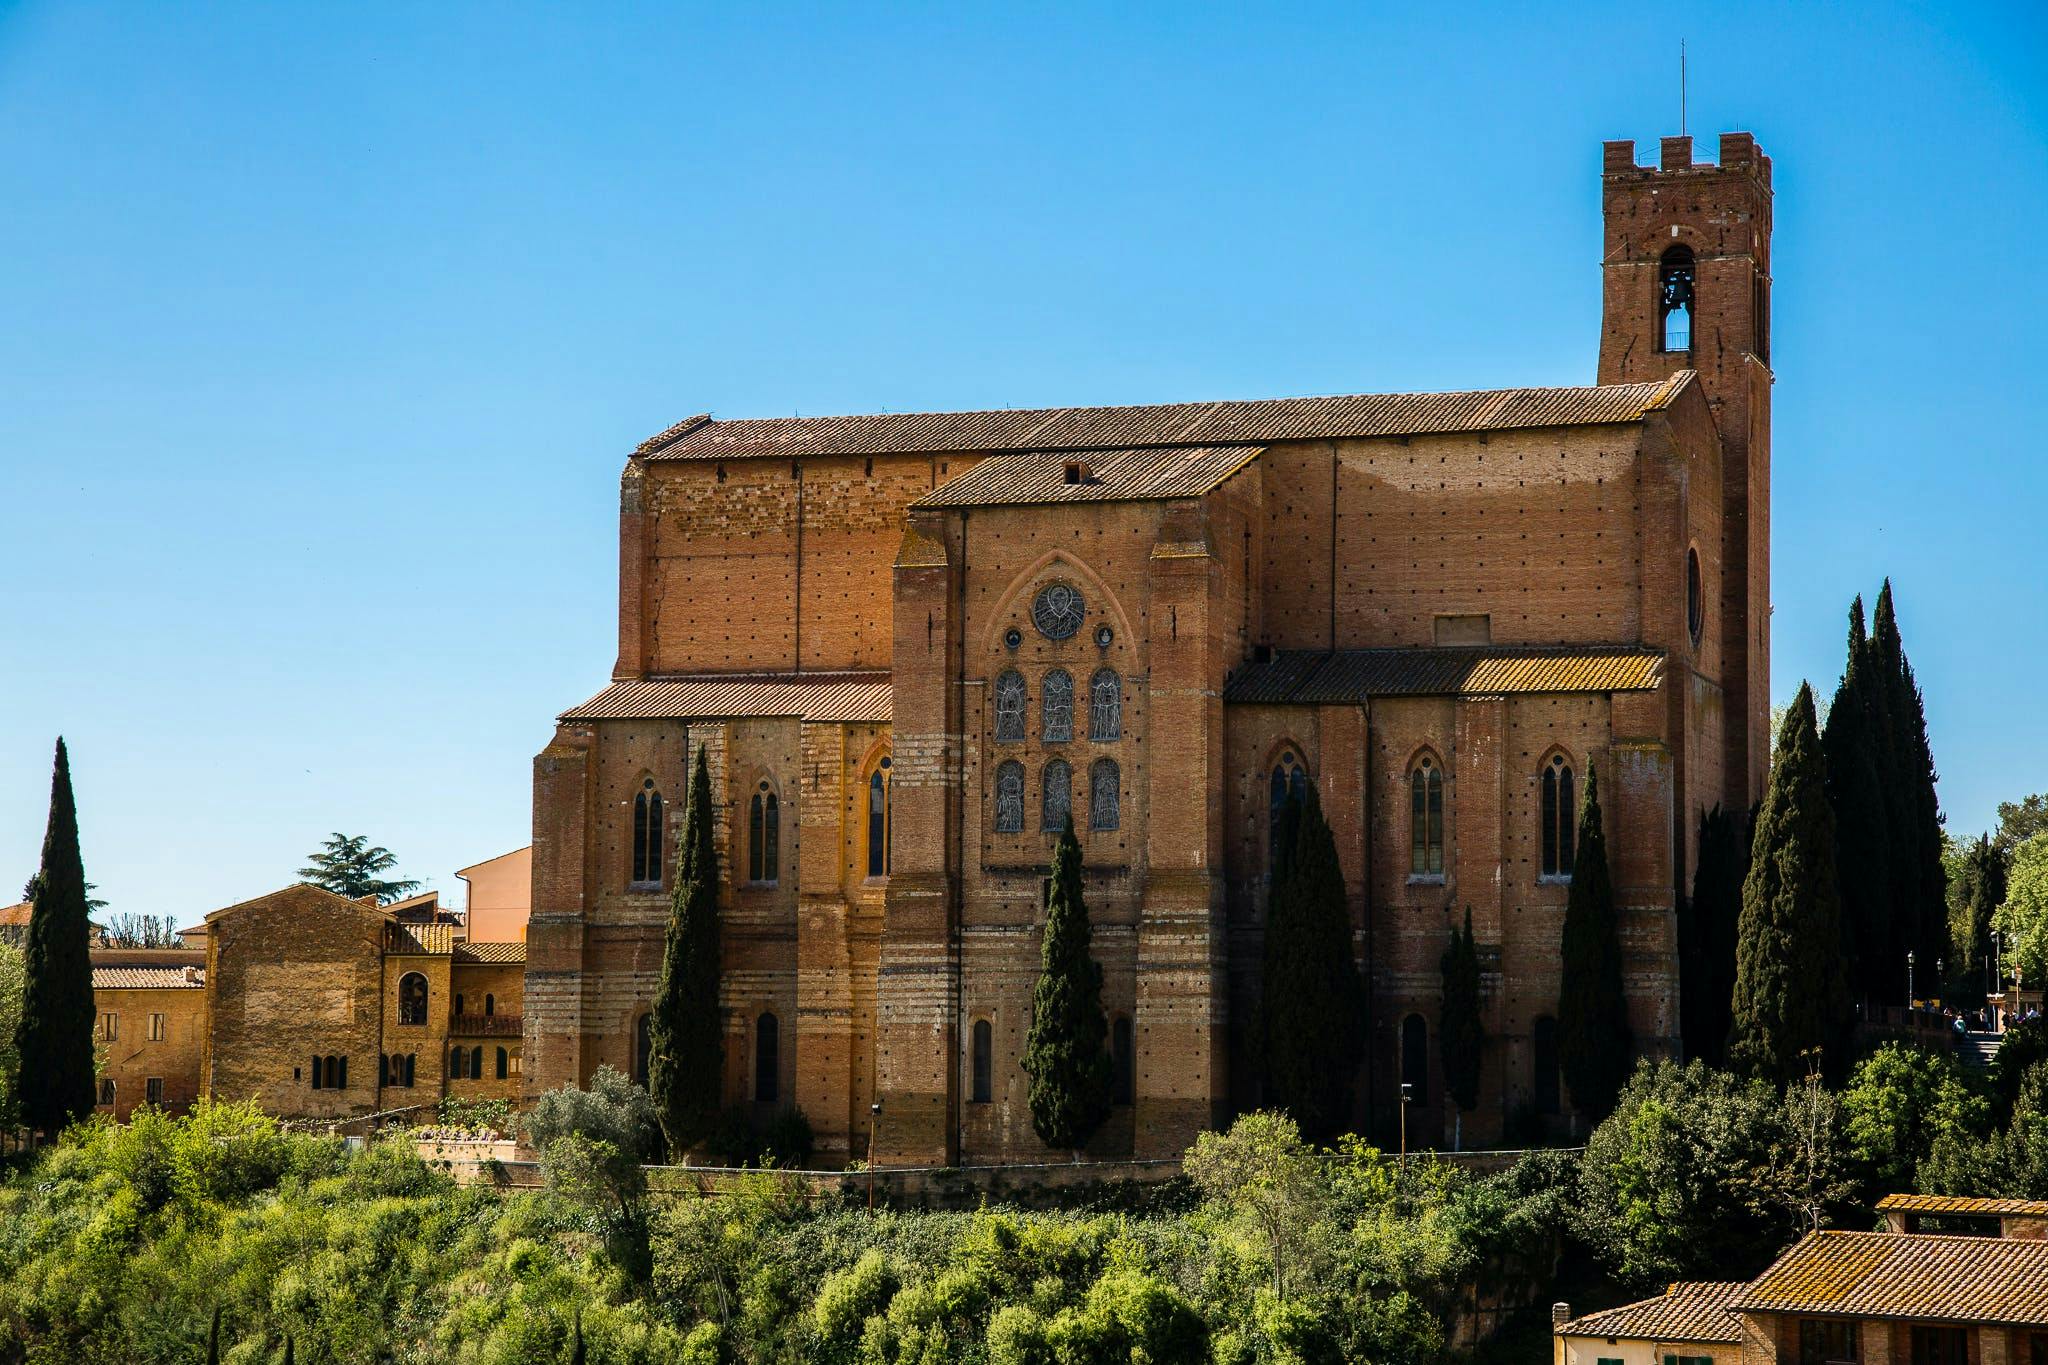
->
[0,902,30,928]
[1557,1282,1746,1345]
[561,671,891,723]
[387,922,456,955]
[1876,1193,2048,1218]
[637,375,1696,461]
[454,941,527,964]
[1224,646,1666,703]
[93,965,204,990]
[911,445,1262,508]
[1731,1231,2048,1326]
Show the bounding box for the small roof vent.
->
[1063,460,1091,486]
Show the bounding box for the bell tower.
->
[1598,132,1773,804]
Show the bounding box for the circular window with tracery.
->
[1686,547,1704,646]
[1031,582,1085,640]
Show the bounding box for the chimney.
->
[184,964,199,984]
[1552,1303,1572,1330]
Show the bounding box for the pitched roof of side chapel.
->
[1556,1281,1748,1345]
[634,373,1699,462]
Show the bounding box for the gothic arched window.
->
[970,1019,993,1104]
[1686,547,1705,647]
[1401,1014,1429,1107]
[634,1012,652,1085]
[1532,1015,1561,1115]
[867,758,892,878]
[749,781,780,883]
[994,760,1025,833]
[1268,750,1308,877]
[495,1047,509,1080]
[994,669,1027,743]
[1658,244,1696,353]
[1541,755,1576,878]
[1042,669,1074,742]
[1410,753,1445,877]
[1041,759,1072,832]
[1089,758,1120,832]
[1089,669,1121,741]
[397,972,428,1026]
[755,1012,780,1103]
[631,779,664,886]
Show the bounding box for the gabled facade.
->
[527,131,1775,1163]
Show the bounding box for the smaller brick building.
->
[90,948,208,1121]
[200,883,527,1119]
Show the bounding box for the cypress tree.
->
[1822,597,1892,1004]
[1729,685,1853,1083]
[16,738,97,1135]
[207,1305,221,1365]
[1438,908,1483,1138]
[1557,762,1632,1119]
[1680,803,1747,1066]
[649,747,722,1158]
[1870,583,1948,998]
[1022,814,1112,1153]
[1260,781,1365,1141]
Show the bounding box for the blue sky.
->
[2,2,2043,923]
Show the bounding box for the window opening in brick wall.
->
[1658,244,1696,353]
[867,758,892,877]
[399,972,428,1025]
[995,760,1025,833]
[970,1018,993,1103]
[1410,754,1445,877]
[1041,758,1072,832]
[1541,755,1576,878]
[1042,669,1074,742]
[1089,758,1120,832]
[631,779,665,886]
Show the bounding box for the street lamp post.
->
[1398,1082,1413,1170]
[1907,951,1917,1013]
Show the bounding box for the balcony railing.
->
[450,1013,522,1037]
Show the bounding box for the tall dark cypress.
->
[1822,597,1892,1004]
[1729,685,1853,1083]
[1022,815,1112,1152]
[1260,781,1364,1141]
[16,738,97,1135]
[649,747,722,1158]
[1556,762,1632,1119]
[1680,803,1747,1066]
[1870,583,1948,998]
[1437,908,1483,1129]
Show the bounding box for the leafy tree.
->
[1556,762,1631,1119]
[1821,597,1893,1004]
[1438,909,1483,1137]
[525,1065,662,1279]
[1994,833,2048,997]
[1261,781,1365,1141]
[296,833,420,903]
[1839,1042,1988,1199]
[1995,793,2048,859]
[17,738,98,1134]
[0,942,22,1132]
[1022,815,1112,1152]
[1924,1057,2048,1200]
[650,747,723,1158]
[1183,1111,1329,1300]
[1729,686,1853,1084]
[1576,1060,1816,1289]
[1680,804,1748,1065]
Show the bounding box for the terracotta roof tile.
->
[454,941,527,964]
[560,671,891,723]
[913,446,1263,508]
[387,922,456,955]
[1731,1231,2048,1326]
[1876,1193,2048,1218]
[0,902,30,927]
[1557,1282,1747,1345]
[92,965,204,990]
[1224,646,1666,703]
[639,375,1695,461]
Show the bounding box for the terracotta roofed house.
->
[1553,1282,1747,1365]
[91,947,208,1120]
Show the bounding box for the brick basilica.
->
[523,132,1774,1163]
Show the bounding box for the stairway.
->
[1958,1030,2003,1070]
